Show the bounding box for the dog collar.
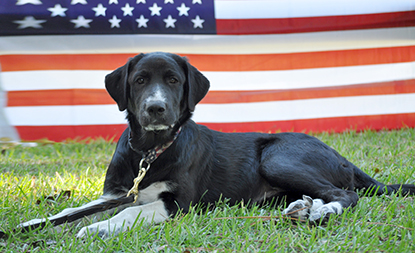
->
[141,127,181,165]
[127,127,181,202]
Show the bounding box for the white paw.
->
[283,195,340,224]
[309,202,342,223]
[282,195,313,219]
[76,220,125,239]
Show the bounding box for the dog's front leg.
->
[76,199,169,238]
[18,195,120,229]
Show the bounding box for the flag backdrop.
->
[1,0,415,141]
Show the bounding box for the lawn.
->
[0,129,414,252]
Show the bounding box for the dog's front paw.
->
[282,195,313,220]
[76,221,124,239]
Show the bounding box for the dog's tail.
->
[353,165,415,196]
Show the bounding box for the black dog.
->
[20,52,415,238]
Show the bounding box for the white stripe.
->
[2,62,414,91]
[193,93,415,123]
[205,62,415,91]
[4,105,126,126]
[4,94,415,125]
[215,0,415,19]
[1,27,414,55]
[1,70,107,91]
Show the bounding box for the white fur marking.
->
[20,182,172,238]
[283,196,344,222]
[76,200,168,238]
[310,198,325,212]
[19,194,121,228]
[327,202,342,214]
[136,181,170,204]
[143,124,170,131]
[145,86,166,103]
[282,195,313,219]
[310,201,343,222]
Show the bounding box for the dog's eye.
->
[169,77,178,84]
[136,78,145,84]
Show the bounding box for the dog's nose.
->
[146,101,166,116]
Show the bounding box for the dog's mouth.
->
[143,123,175,134]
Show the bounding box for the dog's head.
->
[105,52,210,148]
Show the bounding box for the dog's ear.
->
[105,54,145,111]
[185,61,210,112]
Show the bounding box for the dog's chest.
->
[136,181,171,205]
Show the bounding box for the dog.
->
[19,52,415,238]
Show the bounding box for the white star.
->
[109,15,121,28]
[121,3,134,16]
[177,3,190,16]
[92,3,107,16]
[136,15,149,28]
[192,0,202,4]
[70,15,92,28]
[149,3,162,16]
[71,0,87,4]
[16,0,42,5]
[163,15,176,28]
[48,4,68,17]
[13,16,46,29]
[165,0,174,3]
[136,0,146,3]
[109,0,118,4]
[191,15,204,29]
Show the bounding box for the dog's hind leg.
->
[257,134,362,223]
[258,157,359,223]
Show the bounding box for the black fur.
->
[103,52,414,216]
[12,52,414,239]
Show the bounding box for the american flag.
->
[1,0,415,141]
[1,0,216,35]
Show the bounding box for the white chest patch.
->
[135,181,171,205]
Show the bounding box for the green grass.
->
[0,129,414,252]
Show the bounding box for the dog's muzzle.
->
[140,99,177,133]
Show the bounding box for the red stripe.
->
[7,89,114,107]
[200,113,415,134]
[202,80,415,104]
[7,80,415,107]
[186,47,415,71]
[14,113,415,141]
[1,46,414,72]
[216,11,415,35]
[15,124,127,142]
[0,54,132,72]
